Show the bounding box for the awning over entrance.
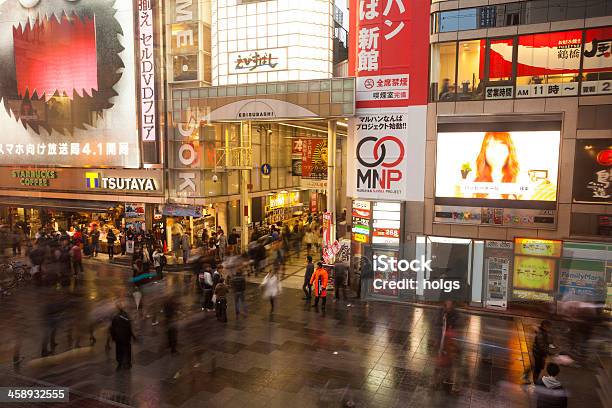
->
[0,196,117,212]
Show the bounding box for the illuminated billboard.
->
[435,131,560,203]
[0,0,140,167]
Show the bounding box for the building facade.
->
[355,0,612,313]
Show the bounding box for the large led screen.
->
[0,0,139,167]
[435,131,560,202]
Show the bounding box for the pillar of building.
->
[327,119,337,244]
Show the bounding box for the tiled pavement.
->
[0,255,608,408]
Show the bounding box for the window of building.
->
[515,30,582,90]
[431,42,458,102]
[582,27,612,95]
[487,38,515,82]
[173,54,198,82]
[432,0,612,33]
[456,40,483,100]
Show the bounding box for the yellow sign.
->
[513,256,556,292]
[352,232,368,243]
[268,192,300,209]
[514,238,562,258]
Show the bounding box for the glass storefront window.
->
[430,42,457,102]
[456,40,483,100]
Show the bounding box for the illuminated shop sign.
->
[228,48,288,74]
[85,172,157,191]
[514,238,562,258]
[572,139,612,204]
[11,169,57,187]
[372,201,401,245]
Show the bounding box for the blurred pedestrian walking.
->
[261,269,282,313]
[230,270,247,317]
[110,303,136,370]
[303,256,314,303]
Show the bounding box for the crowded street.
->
[0,0,611,407]
[0,249,607,408]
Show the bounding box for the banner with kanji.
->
[348,0,430,108]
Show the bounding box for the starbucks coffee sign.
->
[11,169,57,186]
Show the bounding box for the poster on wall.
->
[348,107,426,201]
[125,202,145,218]
[301,139,327,180]
[572,139,612,204]
[435,131,560,203]
[0,0,140,167]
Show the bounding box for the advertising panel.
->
[0,0,140,167]
[352,200,371,243]
[515,238,562,258]
[559,258,607,301]
[435,131,560,202]
[348,107,426,201]
[301,139,328,180]
[372,201,401,245]
[572,139,612,204]
[349,0,429,108]
[513,256,556,292]
[434,205,556,228]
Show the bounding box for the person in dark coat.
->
[106,229,116,260]
[110,304,136,370]
[534,363,568,408]
[334,261,348,301]
[532,320,554,383]
[163,296,179,353]
[303,256,314,302]
[230,271,247,317]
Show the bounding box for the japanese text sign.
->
[349,0,429,108]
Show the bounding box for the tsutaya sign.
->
[348,0,429,202]
[85,172,157,191]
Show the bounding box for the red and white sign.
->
[356,74,409,102]
[583,27,612,72]
[349,0,429,109]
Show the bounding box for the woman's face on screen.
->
[485,139,510,169]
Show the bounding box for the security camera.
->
[212,174,219,183]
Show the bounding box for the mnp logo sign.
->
[357,135,405,190]
[348,107,426,201]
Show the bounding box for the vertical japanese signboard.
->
[349,0,429,108]
[573,139,612,204]
[348,0,429,202]
[138,0,157,142]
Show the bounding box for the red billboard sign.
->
[348,0,430,108]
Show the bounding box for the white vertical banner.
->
[347,106,426,201]
[138,0,157,142]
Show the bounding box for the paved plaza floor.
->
[0,254,607,408]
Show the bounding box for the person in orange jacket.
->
[310,261,329,310]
